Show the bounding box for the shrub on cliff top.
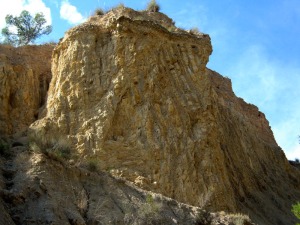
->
[146,0,160,12]
[94,8,105,16]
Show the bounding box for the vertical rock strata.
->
[31,8,300,225]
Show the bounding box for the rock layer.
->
[0,44,53,136]
[31,8,300,225]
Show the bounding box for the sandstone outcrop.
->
[0,44,53,136]
[29,7,300,225]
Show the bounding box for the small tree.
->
[146,0,160,12]
[1,10,52,46]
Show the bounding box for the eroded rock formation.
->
[27,7,300,225]
[0,44,53,136]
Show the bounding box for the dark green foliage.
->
[292,202,300,219]
[146,0,160,12]
[1,10,52,46]
[0,140,10,157]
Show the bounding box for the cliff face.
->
[0,44,53,136]
[30,8,300,225]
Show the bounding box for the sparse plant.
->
[292,202,300,225]
[228,213,251,225]
[87,159,98,172]
[115,3,125,10]
[195,209,212,225]
[43,41,57,46]
[28,130,71,161]
[295,158,300,163]
[125,193,165,224]
[94,8,105,16]
[134,193,164,224]
[189,27,201,35]
[0,139,10,157]
[146,0,160,12]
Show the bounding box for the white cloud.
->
[60,0,85,25]
[0,0,51,30]
[226,45,300,160]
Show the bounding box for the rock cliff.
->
[0,44,54,136]
[2,7,298,225]
[30,7,300,225]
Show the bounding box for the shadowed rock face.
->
[30,7,300,225]
[0,44,54,136]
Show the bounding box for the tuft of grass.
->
[189,27,201,35]
[108,3,125,13]
[115,3,125,10]
[146,0,160,12]
[87,159,98,172]
[28,130,72,161]
[94,8,105,16]
[228,213,251,225]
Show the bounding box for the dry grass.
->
[86,159,99,172]
[28,130,72,161]
[228,213,251,225]
[146,0,160,12]
[189,27,201,35]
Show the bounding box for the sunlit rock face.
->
[0,44,53,136]
[31,7,300,225]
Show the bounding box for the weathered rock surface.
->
[0,146,254,225]
[0,44,53,136]
[28,7,300,225]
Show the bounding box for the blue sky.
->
[1,0,299,160]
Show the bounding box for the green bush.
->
[292,202,300,224]
[146,0,160,12]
